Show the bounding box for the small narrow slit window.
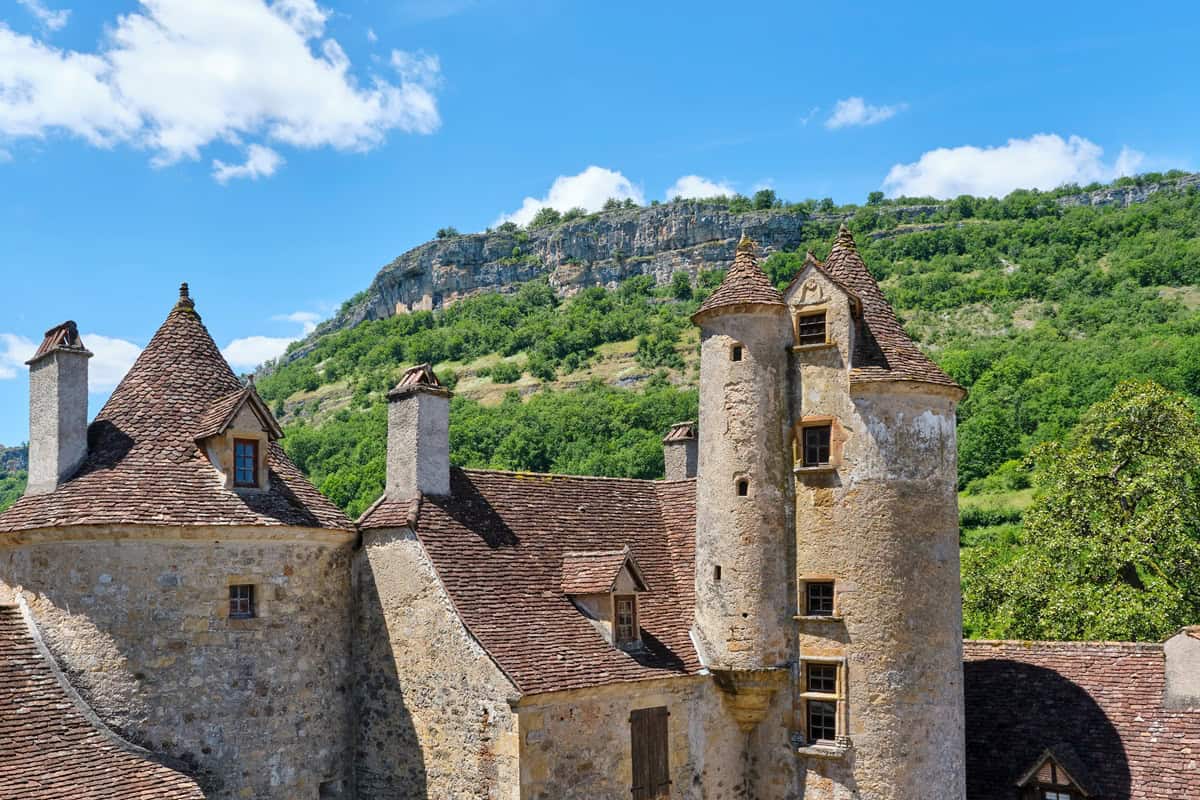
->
[736,478,749,496]
[802,425,832,467]
[615,595,638,644]
[713,565,722,581]
[731,344,743,362]
[805,581,835,616]
[797,312,827,346]
[229,584,255,619]
[234,438,259,487]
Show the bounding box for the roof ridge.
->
[459,466,661,484]
[965,638,1164,650]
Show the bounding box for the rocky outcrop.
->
[1056,173,1200,208]
[0,446,26,474]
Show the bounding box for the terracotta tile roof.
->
[0,289,353,534]
[193,385,283,442]
[661,421,696,443]
[0,605,204,799]
[387,362,451,399]
[28,320,91,364]
[692,235,786,321]
[361,468,700,695]
[964,639,1200,799]
[561,546,649,595]
[821,224,960,390]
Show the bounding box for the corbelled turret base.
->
[710,667,788,731]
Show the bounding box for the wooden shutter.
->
[630,706,670,799]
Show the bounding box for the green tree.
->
[436,226,460,239]
[753,189,777,210]
[670,271,692,301]
[963,381,1200,641]
[529,207,562,227]
[867,191,885,206]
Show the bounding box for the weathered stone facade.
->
[0,527,355,799]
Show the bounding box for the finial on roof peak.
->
[834,223,857,249]
[736,233,757,254]
[175,281,196,312]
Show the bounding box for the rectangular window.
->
[799,659,842,747]
[234,438,259,487]
[803,425,832,467]
[615,595,638,644]
[806,663,838,694]
[806,699,837,743]
[804,581,835,616]
[797,312,827,346]
[630,706,670,800]
[229,584,255,619]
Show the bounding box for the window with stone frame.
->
[615,594,638,645]
[229,584,256,619]
[802,425,832,467]
[796,310,828,346]
[803,580,835,616]
[799,658,843,746]
[234,438,259,487]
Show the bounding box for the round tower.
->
[691,235,793,673]
[788,226,966,798]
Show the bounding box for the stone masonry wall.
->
[0,528,356,799]
[354,525,520,800]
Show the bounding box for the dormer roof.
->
[0,286,353,534]
[561,545,650,595]
[692,235,786,322]
[1016,746,1094,797]
[193,385,283,442]
[783,251,862,314]
[26,321,92,365]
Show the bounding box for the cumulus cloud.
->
[213,144,284,183]
[882,133,1145,199]
[0,0,442,179]
[16,0,70,32]
[665,174,734,201]
[825,97,905,130]
[0,331,139,391]
[496,166,644,226]
[223,309,323,370]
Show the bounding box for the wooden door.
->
[630,706,670,799]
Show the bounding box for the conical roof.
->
[821,224,959,389]
[692,235,785,321]
[0,286,352,534]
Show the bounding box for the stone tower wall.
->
[693,309,793,670]
[0,528,355,800]
[791,378,965,799]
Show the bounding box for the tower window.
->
[799,658,844,747]
[797,311,827,346]
[805,581,835,616]
[731,344,743,362]
[736,478,749,496]
[803,425,832,467]
[713,565,722,581]
[234,438,259,487]
[229,584,256,619]
[615,595,638,644]
[806,700,837,743]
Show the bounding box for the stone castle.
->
[2,228,1198,800]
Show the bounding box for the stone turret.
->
[691,235,793,677]
[386,363,451,499]
[25,321,92,496]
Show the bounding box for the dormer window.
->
[234,439,259,487]
[1017,750,1091,800]
[561,546,650,650]
[796,311,827,346]
[615,595,638,644]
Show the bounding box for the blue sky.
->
[1,0,1198,444]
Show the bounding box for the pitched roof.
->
[0,605,204,799]
[27,320,91,364]
[193,385,283,442]
[561,546,649,594]
[360,468,700,695]
[963,639,1200,799]
[662,421,696,443]
[0,288,353,534]
[387,362,451,399]
[821,225,960,389]
[692,235,786,321]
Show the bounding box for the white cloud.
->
[0,331,138,391]
[0,0,442,178]
[0,334,36,380]
[82,333,141,392]
[882,134,1145,199]
[799,106,819,126]
[16,0,70,32]
[497,166,644,226]
[665,174,734,201]
[213,144,284,183]
[366,28,378,43]
[825,96,905,130]
[223,309,322,369]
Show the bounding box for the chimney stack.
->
[662,421,698,480]
[1165,626,1200,709]
[25,321,92,496]
[386,363,451,500]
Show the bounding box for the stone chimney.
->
[386,363,451,500]
[662,421,698,480]
[1165,626,1200,709]
[25,321,92,496]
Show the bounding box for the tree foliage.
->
[963,381,1200,641]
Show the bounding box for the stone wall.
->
[0,527,356,799]
[354,525,520,800]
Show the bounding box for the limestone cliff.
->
[0,445,26,474]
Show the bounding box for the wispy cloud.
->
[16,0,69,32]
[0,334,36,379]
[664,175,734,201]
[213,144,284,184]
[882,133,1144,199]
[799,106,820,127]
[0,0,443,181]
[496,166,644,226]
[0,331,139,391]
[825,97,906,130]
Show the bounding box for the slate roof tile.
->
[692,235,786,320]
